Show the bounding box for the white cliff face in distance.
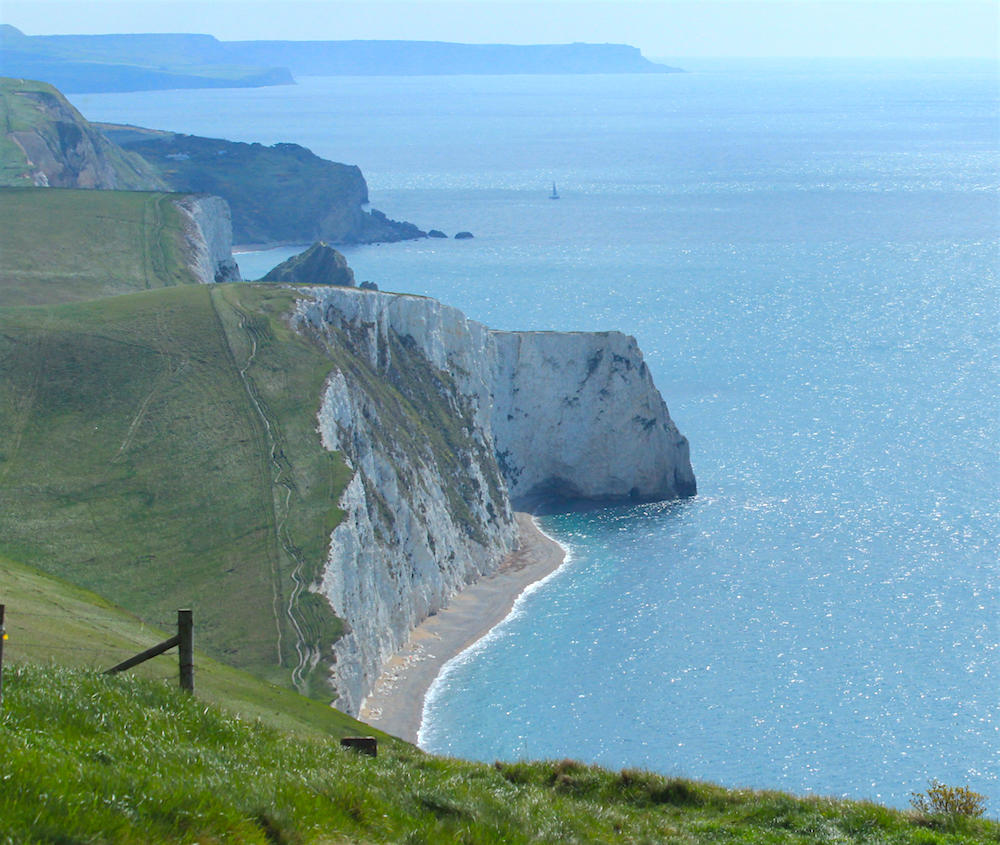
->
[173,194,242,284]
[293,287,695,714]
[491,330,696,508]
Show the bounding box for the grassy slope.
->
[0,188,349,697]
[0,187,193,305]
[210,282,353,695]
[2,665,995,844]
[0,553,386,743]
[0,283,349,695]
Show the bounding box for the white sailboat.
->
[549,181,560,199]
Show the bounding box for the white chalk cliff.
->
[173,194,241,284]
[293,287,695,714]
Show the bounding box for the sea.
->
[72,58,999,809]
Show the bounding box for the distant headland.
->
[0,24,683,93]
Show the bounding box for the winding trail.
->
[230,304,314,693]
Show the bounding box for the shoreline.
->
[233,241,308,254]
[359,512,567,745]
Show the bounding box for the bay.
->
[74,58,999,808]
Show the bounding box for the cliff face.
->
[172,194,242,284]
[491,331,696,509]
[0,77,166,189]
[293,287,695,713]
[298,290,518,713]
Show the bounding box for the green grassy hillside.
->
[0,281,350,697]
[2,664,994,843]
[0,187,193,306]
[0,553,384,742]
[0,186,352,696]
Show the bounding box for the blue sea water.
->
[74,59,999,808]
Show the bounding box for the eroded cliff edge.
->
[173,194,241,284]
[293,287,695,714]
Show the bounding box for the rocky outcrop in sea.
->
[262,242,355,286]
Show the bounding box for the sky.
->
[2,0,997,59]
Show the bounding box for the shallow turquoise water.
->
[75,59,999,807]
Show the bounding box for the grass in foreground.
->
[2,665,996,844]
[0,553,389,744]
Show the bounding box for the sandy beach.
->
[360,512,566,744]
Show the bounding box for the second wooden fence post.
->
[0,604,6,708]
[178,609,193,693]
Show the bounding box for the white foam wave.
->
[416,517,574,748]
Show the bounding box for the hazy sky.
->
[3,0,997,59]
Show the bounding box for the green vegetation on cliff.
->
[0,77,164,188]
[101,126,425,245]
[261,241,357,285]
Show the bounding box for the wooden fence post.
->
[0,604,5,708]
[178,609,193,693]
[106,609,193,693]
[341,736,378,757]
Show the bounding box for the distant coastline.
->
[0,26,682,94]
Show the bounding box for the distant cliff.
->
[0,77,164,189]
[0,76,427,247]
[0,26,293,93]
[293,287,695,713]
[1,26,681,93]
[214,39,683,77]
[101,126,427,246]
